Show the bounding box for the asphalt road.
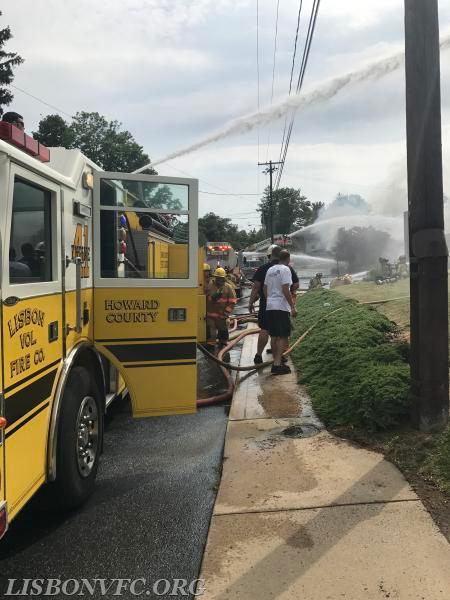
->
[0,373,231,599]
[0,289,250,599]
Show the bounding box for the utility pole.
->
[405,0,449,431]
[258,160,282,243]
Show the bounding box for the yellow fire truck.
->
[0,123,203,538]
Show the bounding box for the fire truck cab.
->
[0,125,200,538]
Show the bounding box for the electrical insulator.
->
[120,214,127,227]
[120,241,127,254]
[118,227,127,241]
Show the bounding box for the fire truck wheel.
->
[55,366,103,509]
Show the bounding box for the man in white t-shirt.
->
[263,249,297,375]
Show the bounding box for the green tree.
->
[32,114,75,147]
[198,213,236,246]
[198,212,265,250]
[257,187,323,235]
[0,11,23,116]
[33,111,156,173]
[172,218,189,243]
[333,226,390,272]
[322,193,370,219]
[148,185,182,210]
[70,112,152,172]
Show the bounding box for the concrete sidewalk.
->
[199,325,450,599]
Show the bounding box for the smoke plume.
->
[134,35,450,171]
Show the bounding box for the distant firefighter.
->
[396,255,409,278]
[309,272,324,290]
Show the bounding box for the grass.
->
[336,277,450,334]
[290,284,450,533]
[291,289,410,430]
[336,279,411,331]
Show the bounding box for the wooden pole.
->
[258,160,282,244]
[269,161,274,243]
[405,0,449,431]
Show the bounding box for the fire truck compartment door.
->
[93,173,199,418]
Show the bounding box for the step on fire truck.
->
[0,122,205,538]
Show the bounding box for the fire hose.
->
[198,290,407,406]
[196,307,343,407]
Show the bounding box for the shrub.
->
[291,289,410,430]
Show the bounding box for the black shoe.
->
[271,364,291,375]
[266,348,273,354]
[254,353,263,365]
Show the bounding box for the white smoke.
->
[134,35,450,172]
[369,161,408,217]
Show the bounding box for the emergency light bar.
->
[0,122,50,162]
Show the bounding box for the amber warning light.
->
[0,122,50,162]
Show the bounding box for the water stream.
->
[134,36,450,170]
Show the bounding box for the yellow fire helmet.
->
[214,267,226,278]
[203,263,211,271]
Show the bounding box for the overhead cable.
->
[276,0,321,189]
[278,0,303,165]
[200,191,260,196]
[256,0,261,164]
[265,0,281,160]
[10,84,73,119]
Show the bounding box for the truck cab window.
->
[99,178,190,280]
[100,211,189,279]
[9,179,52,284]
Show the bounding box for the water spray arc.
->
[134,36,450,173]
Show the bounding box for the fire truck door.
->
[0,283,4,532]
[2,166,63,518]
[93,173,199,418]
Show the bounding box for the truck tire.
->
[54,365,103,509]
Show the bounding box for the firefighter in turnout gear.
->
[206,267,237,348]
[309,272,324,290]
[203,262,212,290]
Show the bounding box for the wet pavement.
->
[200,329,450,599]
[229,323,321,424]
[0,293,251,599]
[0,398,229,599]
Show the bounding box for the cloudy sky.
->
[3,0,450,230]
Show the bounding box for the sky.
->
[3,0,450,231]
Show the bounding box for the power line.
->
[266,0,281,161]
[200,190,260,196]
[277,0,320,187]
[276,0,321,189]
[256,0,261,165]
[223,215,260,220]
[278,0,303,164]
[277,0,319,188]
[162,162,261,203]
[10,84,73,119]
